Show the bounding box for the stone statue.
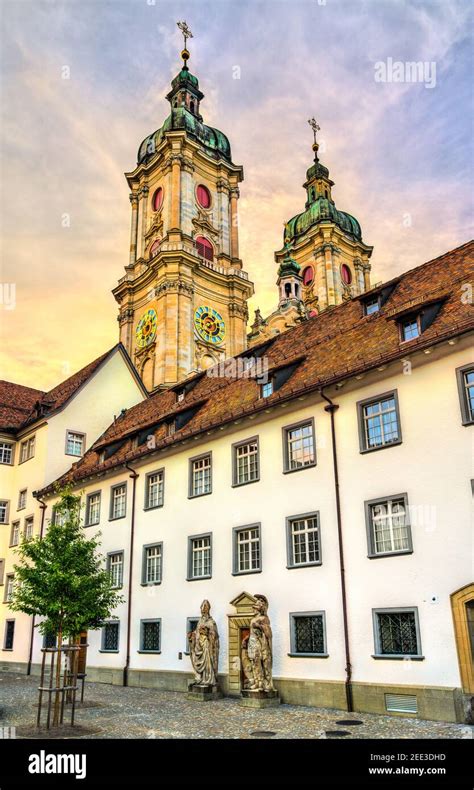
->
[188,600,219,688]
[241,594,275,693]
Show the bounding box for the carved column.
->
[353,259,364,295]
[229,187,240,260]
[170,154,182,230]
[324,244,336,306]
[217,179,230,257]
[363,263,372,291]
[140,186,149,259]
[129,193,139,265]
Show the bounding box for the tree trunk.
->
[52,625,62,727]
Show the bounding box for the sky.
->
[0,0,472,390]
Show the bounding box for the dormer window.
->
[261,380,274,398]
[177,390,185,403]
[400,316,420,342]
[364,296,380,316]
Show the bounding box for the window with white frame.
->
[190,454,212,497]
[0,442,13,465]
[86,492,101,526]
[373,608,421,657]
[400,316,420,342]
[17,489,27,510]
[456,365,474,425]
[0,500,9,524]
[365,495,412,557]
[188,534,212,580]
[233,525,261,574]
[24,516,34,541]
[101,621,119,652]
[261,379,274,398]
[66,431,85,457]
[142,544,162,585]
[110,484,126,519]
[145,470,164,509]
[20,436,35,463]
[364,296,380,316]
[10,521,20,547]
[107,552,123,588]
[5,574,14,603]
[287,513,321,567]
[358,392,401,451]
[283,420,316,472]
[140,619,161,652]
[233,439,259,486]
[290,612,327,656]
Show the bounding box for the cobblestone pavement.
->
[0,673,471,739]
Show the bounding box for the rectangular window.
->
[287,512,321,567]
[140,619,161,652]
[110,483,127,520]
[358,391,401,452]
[101,621,119,652]
[142,543,163,585]
[19,436,35,463]
[0,500,9,525]
[86,492,101,526]
[186,618,199,652]
[23,516,34,541]
[43,631,57,649]
[233,438,259,486]
[189,454,212,498]
[10,521,20,547]
[0,442,14,465]
[233,524,261,575]
[145,470,164,509]
[290,612,327,656]
[65,430,85,457]
[0,559,4,585]
[4,620,15,650]
[107,552,124,589]
[400,317,420,341]
[365,494,412,557]
[283,419,316,472]
[261,380,274,398]
[373,608,421,657]
[17,489,27,510]
[4,574,14,603]
[456,365,474,426]
[188,534,212,580]
[364,297,380,316]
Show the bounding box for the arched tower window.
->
[190,100,195,113]
[285,283,292,298]
[341,264,352,285]
[196,236,214,261]
[294,283,299,298]
[152,187,163,212]
[303,266,314,286]
[150,239,161,258]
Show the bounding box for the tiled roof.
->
[40,240,474,495]
[0,346,122,435]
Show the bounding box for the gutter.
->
[319,388,353,712]
[26,495,47,675]
[123,463,139,687]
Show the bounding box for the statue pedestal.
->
[239,689,280,709]
[186,682,222,702]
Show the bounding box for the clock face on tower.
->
[135,309,157,349]
[194,305,226,345]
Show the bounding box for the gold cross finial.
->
[308,117,320,145]
[177,20,193,50]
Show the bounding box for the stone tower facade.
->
[114,46,253,391]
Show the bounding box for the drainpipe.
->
[123,463,139,687]
[26,495,47,675]
[319,388,353,712]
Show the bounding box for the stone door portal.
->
[227,592,257,695]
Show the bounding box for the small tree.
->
[10,487,124,726]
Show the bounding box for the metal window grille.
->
[4,621,14,650]
[287,423,315,469]
[191,536,211,578]
[142,621,160,652]
[363,397,399,448]
[66,432,84,456]
[236,442,258,484]
[147,472,164,508]
[112,485,126,518]
[371,499,408,553]
[109,554,123,588]
[192,456,211,496]
[377,611,418,655]
[294,615,325,654]
[88,493,100,525]
[43,631,57,649]
[237,527,260,571]
[145,545,162,583]
[103,623,119,651]
[463,370,474,421]
[0,443,13,464]
[291,516,320,564]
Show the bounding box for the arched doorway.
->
[451,583,474,693]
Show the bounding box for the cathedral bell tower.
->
[113,22,254,391]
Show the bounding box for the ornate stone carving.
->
[241,594,275,693]
[117,307,134,325]
[154,279,194,297]
[228,301,249,320]
[192,211,219,240]
[188,600,220,687]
